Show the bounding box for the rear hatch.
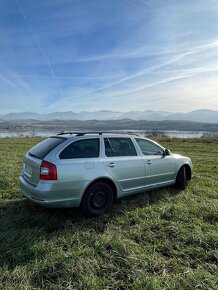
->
[22,137,66,186]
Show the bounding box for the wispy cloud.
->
[15,0,64,101]
[54,40,218,109]
[0,0,218,113]
[0,74,19,91]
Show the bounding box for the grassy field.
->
[0,137,217,289]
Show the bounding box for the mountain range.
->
[0,109,218,123]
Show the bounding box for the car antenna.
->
[59,112,72,135]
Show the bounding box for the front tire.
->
[80,181,114,217]
[175,166,187,190]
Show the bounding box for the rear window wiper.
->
[28,152,41,159]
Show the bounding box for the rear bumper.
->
[19,175,85,208]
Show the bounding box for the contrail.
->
[62,51,192,105]
[15,0,64,100]
[0,74,19,91]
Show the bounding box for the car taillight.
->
[40,160,57,180]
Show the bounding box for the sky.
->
[0,0,218,114]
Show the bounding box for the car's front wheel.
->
[175,166,187,190]
[80,181,114,217]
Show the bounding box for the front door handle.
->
[107,162,116,168]
[146,160,152,165]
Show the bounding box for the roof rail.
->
[57,131,82,135]
[57,131,144,137]
[76,132,103,136]
[57,132,73,135]
[57,131,103,136]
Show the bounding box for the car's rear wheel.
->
[80,181,114,217]
[175,166,187,190]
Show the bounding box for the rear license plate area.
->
[24,164,32,177]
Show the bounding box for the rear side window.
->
[59,139,99,159]
[104,138,137,157]
[29,137,66,160]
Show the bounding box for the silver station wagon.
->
[20,132,193,216]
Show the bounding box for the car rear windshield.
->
[28,137,66,160]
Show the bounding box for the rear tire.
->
[175,166,187,190]
[80,181,114,217]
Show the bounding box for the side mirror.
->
[163,148,170,157]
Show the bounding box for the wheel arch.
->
[81,177,118,203]
[177,164,192,181]
[184,164,192,180]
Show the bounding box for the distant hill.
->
[0,109,217,123]
[1,119,218,133]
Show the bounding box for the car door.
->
[103,137,145,193]
[135,138,176,188]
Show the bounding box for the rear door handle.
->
[146,160,152,165]
[107,162,116,168]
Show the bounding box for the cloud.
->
[50,38,218,110]
[0,0,218,113]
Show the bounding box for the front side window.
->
[59,139,99,159]
[104,138,137,157]
[135,138,163,156]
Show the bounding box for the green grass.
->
[0,137,217,290]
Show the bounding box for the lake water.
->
[0,130,216,138]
